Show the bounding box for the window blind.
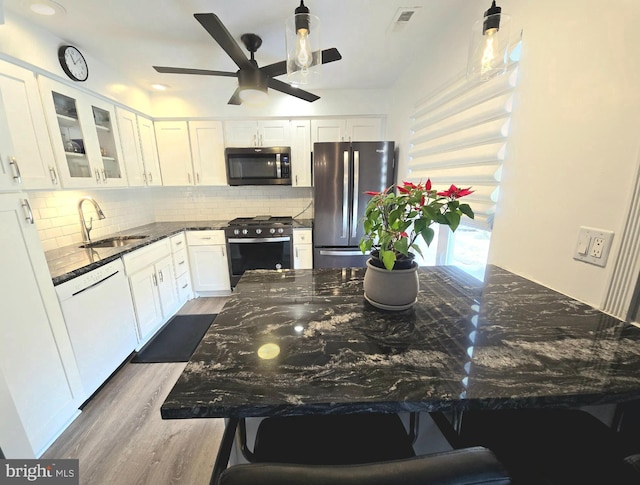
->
[407,63,520,231]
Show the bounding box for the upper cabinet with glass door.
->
[38,77,127,188]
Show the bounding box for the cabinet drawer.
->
[187,230,225,245]
[170,232,187,252]
[293,229,312,244]
[173,248,189,277]
[122,238,171,274]
[176,272,192,301]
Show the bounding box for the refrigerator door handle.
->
[320,250,369,256]
[342,150,350,239]
[352,150,360,238]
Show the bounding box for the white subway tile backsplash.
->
[30,185,313,250]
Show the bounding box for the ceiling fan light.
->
[286,3,321,85]
[239,88,269,106]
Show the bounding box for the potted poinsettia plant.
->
[359,180,475,271]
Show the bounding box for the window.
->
[406,43,520,278]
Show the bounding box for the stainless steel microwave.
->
[225,147,291,186]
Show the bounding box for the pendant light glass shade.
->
[467,2,511,81]
[285,1,321,85]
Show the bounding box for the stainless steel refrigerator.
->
[313,141,395,268]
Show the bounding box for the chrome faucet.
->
[78,197,106,244]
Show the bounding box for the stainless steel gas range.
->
[224,216,294,287]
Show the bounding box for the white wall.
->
[0,11,153,113]
[388,0,640,309]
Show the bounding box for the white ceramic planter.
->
[363,258,419,310]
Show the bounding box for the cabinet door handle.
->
[253,133,257,146]
[179,260,185,265]
[159,270,164,283]
[295,247,299,258]
[49,166,58,185]
[148,172,153,183]
[143,172,147,184]
[175,240,183,246]
[188,173,192,184]
[201,237,212,240]
[221,246,225,257]
[181,283,188,289]
[95,169,101,183]
[197,172,200,184]
[9,157,22,184]
[22,199,34,224]
[102,169,107,182]
[152,273,158,286]
[260,134,263,146]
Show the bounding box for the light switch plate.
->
[573,227,614,267]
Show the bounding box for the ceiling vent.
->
[390,7,421,33]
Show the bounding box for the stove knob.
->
[277,228,284,234]
[270,228,276,234]
[256,228,262,235]
[242,229,248,235]
[233,229,240,235]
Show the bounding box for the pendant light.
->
[467,1,511,81]
[285,0,321,85]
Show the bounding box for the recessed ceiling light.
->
[29,0,66,16]
[151,83,169,91]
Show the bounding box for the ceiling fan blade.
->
[194,13,254,71]
[227,88,242,105]
[153,66,238,77]
[268,78,320,102]
[320,47,342,64]
[261,48,343,78]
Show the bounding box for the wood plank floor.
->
[43,297,228,485]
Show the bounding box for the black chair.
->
[218,446,512,485]
[432,408,639,485]
[250,413,417,465]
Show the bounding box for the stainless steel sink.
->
[79,235,149,249]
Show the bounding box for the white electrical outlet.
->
[574,227,614,267]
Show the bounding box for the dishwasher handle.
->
[71,271,120,297]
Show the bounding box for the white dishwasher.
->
[55,258,138,402]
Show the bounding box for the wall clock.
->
[58,45,88,82]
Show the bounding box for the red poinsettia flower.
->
[402,181,418,189]
[425,179,432,191]
[365,190,380,196]
[437,184,474,199]
[399,231,408,237]
[397,185,411,194]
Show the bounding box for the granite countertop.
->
[46,218,314,285]
[161,265,640,419]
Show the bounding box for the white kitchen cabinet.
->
[311,117,384,146]
[224,119,291,147]
[155,120,193,186]
[186,230,231,296]
[170,232,193,305]
[137,114,163,186]
[0,91,21,192]
[189,120,226,185]
[290,119,312,187]
[0,60,58,190]
[0,192,83,458]
[293,228,313,269]
[122,239,179,347]
[116,108,162,187]
[39,77,127,188]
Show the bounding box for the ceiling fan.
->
[153,13,342,105]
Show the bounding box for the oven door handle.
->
[228,237,291,243]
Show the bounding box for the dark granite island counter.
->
[162,265,640,420]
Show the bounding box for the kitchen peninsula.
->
[162,265,640,420]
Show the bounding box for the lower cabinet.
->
[122,239,179,348]
[170,231,193,304]
[293,228,313,269]
[186,230,231,296]
[0,193,83,458]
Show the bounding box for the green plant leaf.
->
[381,250,397,271]
[394,237,409,255]
[421,226,435,246]
[459,203,475,219]
[445,211,461,231]
[410,243,424,257]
